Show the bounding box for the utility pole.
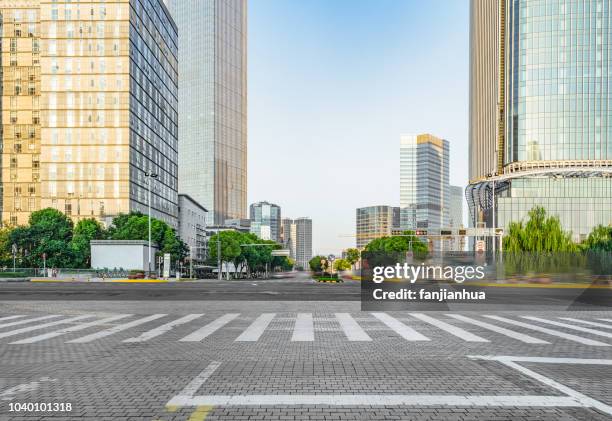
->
[145,172,158,278]
[217,235,222,281]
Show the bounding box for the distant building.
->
[249,201,281,243]
[178,195,207,262]
[224,219,251,232]
[281,218,297,258]
[449,186,464,228]
[294,218,312,270]
[400,134,450,231]
[356,206,400,249]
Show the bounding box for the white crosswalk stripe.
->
[522,316,612,339]
[372,312,430,341]
[235,313,276,342]
[560,318,612,329]
[292,313,314,342]
[0,315,61,329]
[123,314,204,343]
[598,318,612,324]
[11,315,132,344]
[447,314,549,344]
[179,314,240,342]
[0,315,26,323]
[67,314,167,343]
[410,313,489,342]
[484,315,610,346]
[0,315,94,340]
[335,313,372,341]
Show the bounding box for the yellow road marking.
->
[187,406,214,421]
[165,405,180,413]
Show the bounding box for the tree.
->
[10,208,75,268]
[364,231,428,253]
[309,255,326,272]
[502,206,577,252]
[582,225,612,252]
[71,218,106,268]
[333,258,351,271]
[344,248,360,266]
[0,227,15,266]
[208,231,242,279]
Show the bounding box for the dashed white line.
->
[179,314,240,342]
[0,315,61,329]
[335,313,372,341]
[235,313,275,342]
[67,314,166,343]
[0,315,94,340]
[123,314,204,343]
[371,313,430,341]
[560,318,612,330]
[522,316,612,338]
[447,314,549,344]
[0,315,26,323]
[410,313,489,342]
[291,313,314,342]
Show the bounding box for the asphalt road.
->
[0,276,612,420]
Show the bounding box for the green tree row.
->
[0,208,188,268]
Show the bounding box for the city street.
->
[1,278,612,420]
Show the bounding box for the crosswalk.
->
[0,312,611,347]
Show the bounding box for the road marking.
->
[522,316,612,338]
[446,314,549,344]
[180,314,240,342]
[0,315,61,329]
[10,315,132,344]
[598,318,612,323]
[471,355,612,365]
[371,312,430,341]
[178,361,222,396]
[470,355,612,416]
[410,313,488,342]
[0,377,57,401]
[187,405,214,421]
[291,313,314,341]
[560,318,612,329]
[0,315,26,322]
[123,314,204,343]
[484,315,610,346]
[67,314,166,343]
[235,313,275,342]
[0,315,94,340]
[335,313,372,341]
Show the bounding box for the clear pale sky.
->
[248,0,469,256]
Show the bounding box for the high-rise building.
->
[449,185,464,228]
[178,194,207,262]
[281,217,297,258]
[356,205,400,249]
[400,134,450,231]
[168,0,247,225]
[0,0,179,227]
[294,217,312,270]
[249,201,281,243]
[468,0,612,241]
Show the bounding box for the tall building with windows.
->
[468,0,612,241]
[400,134,450,231]
[449,185,464,228]
[249,201,281,243]
[294,217,312,270]
[0,0,179,227]
[167,0,247,225]
[356,205,400,249]
[281,217,296,258]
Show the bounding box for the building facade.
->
[281,217,296,258]
[468,0,612,242]
[356,205,400,249]
[178,194,207,262]
[449,185,464,228]
[294,217,312,270]
[168,0,247,225]
[400,134,450,231]
[0,0,179,227]
[249,201,281,242]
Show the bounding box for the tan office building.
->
[0,0,178,227]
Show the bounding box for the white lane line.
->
[0,315,94,340]
[598,318,612,323]
[123,314,204,343]
[470,355,612,365]
[291,313,314,342]
[371,312,430,341]
[0,315,61,329]
[177,361,222,397]
[167,394,579,407]
[484,315,610,346]
[67,314,166,343]
[560,318,612,330]
[179,314,240,342]
[235,313,275,342]
[0,315,26,323]
[410,313,488,342]
[335,313,372,341]
[0,377,57,401]
[522,316,612,338]
[447,314,549,344]
[11,315,132,344]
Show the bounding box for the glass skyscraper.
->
[355,206,400,249]
[249,201,281,243]
[400,134,450,231]
[167,0,247,225]
[468,0,612,241]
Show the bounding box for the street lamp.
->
[145,171,158,277]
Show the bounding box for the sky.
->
[247,0,470,256]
